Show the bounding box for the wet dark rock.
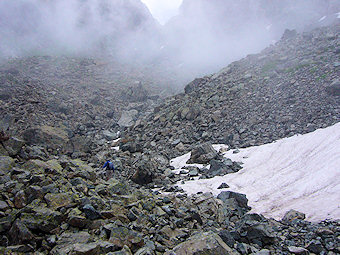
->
[9,219,35,245]
[234,214,276,247]
[83,204,102,220]
[306,240,324,254]
[21,207,63,233]
[217,183,230,189]
[218,230,237,248]
[131,160,154,185]
[217,191,251,210]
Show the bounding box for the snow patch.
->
[319,16,326,22]
[172,123,340,222]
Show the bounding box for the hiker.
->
[103,160,114,170]
[103,160,115,180]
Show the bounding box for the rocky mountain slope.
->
[0,154,339,254]
[128,24,340,160]
[0,55,179,161]
[0,19,339,255]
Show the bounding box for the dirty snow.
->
[171,123,340,222]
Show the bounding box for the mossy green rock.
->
[69,159,96,181]
[107,180,130,196]
[164,231,239,255]
[23,159,62,175]
[45,192,75,210]
[109,226,144,252]
[21,207,63,233]
[0,156,15,174]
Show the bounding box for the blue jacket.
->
[103,160,114,170]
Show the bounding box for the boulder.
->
[164,231,239,255]
[1,137,25,156]
[9,219,35,245]
[22,125,69,150]
[234,214,276,247]
[118,110,138,128]
[21,207,63,233]
[0,156,15,174]
[131,160,154,185]
[217,191,251,210]
[187,143,218,164]
[44,192,74,210]
[109,226,144,252]
[282,209,305,223]
[325,79,340,96]
[50,231,92,255]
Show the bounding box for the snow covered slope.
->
[171,122,340,222]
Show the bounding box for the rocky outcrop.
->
[129,24,340,159]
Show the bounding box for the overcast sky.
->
[141,0,183,25]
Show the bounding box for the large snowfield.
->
[170,123,340,222]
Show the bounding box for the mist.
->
[0,0,339,87]
[0,0,161,62]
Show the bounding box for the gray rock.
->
[218,230,236,248]
[0,156,15,174]
[2,137,25,156]
[187,142,218,164]
[188,168,199,177]
[109,226,144,252]
[164,231,239,255]
[73,242,100,255]
[83,204,102,220]
[0,200,9,211]
[254,249,271,255]
[118,110,138,127]
[102,130,117,140]
[288,246,309,255]
[235,214,276,247]
[282,209,305,223]
[325,79,340,96]
[21,207,63,233]
[217,191,250,210]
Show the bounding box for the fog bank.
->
[0,0,339,87]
